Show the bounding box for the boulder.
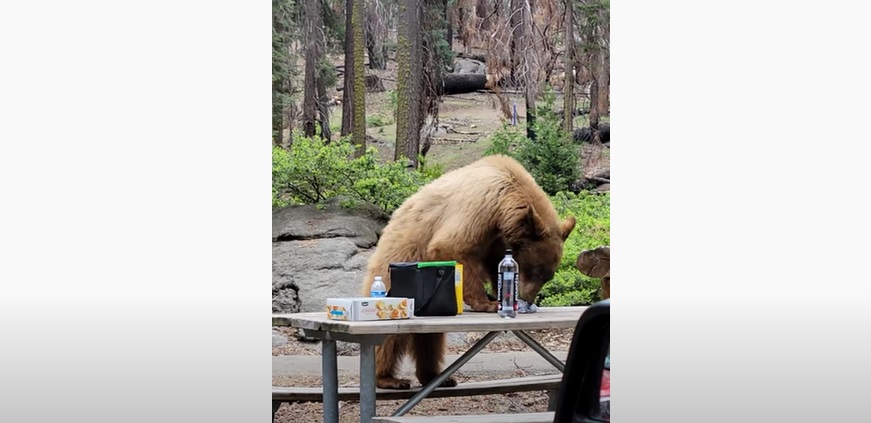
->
[272,200,389,313]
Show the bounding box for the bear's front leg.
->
[462,260,499,312]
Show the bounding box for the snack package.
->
[325,297,414,321]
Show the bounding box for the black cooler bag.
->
[388,261,458,316]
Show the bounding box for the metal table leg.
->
[359,343,376,423]
[391,330,501,416]
[512,330,566,373]
[322,339,339,423]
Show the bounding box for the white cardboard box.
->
[325,297,415,321]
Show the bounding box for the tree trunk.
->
[366,0,387,70]
[303,0,322,139]
[272,99,284,146]
[598,28,610,116]
[509,0,522,86]
[352,0,367,156]
[457,5,466,52]
[563,0,574,133]
[444,0,452,51]
[523,0,537,141]
[272,0,294,146]
[341,0,354,137]
[394,0,422,166]
[317,70,332,141]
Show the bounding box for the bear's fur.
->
[360,155,576,389]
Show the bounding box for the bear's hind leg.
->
[376,334,412,389]
[411,333,457,387]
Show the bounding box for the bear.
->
[360,154,577,389]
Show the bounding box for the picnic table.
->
[272,306,589,423]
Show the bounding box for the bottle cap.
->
[505,249,513,254]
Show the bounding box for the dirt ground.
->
[272,327,575,422]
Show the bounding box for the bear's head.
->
[502,205,576,304]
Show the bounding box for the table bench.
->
[272,373,561,403]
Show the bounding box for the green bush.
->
[537,191,611,306]
[272,133,436,214]
[483,123,526,157]
[482,87,579,195]
[515,88,579,195]
[366,114,392,128]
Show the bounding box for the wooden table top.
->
[273,306,589,335]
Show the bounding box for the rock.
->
[272,202,386,248]
[272,329,289,348]
[272,273,300,314]
[452,58,486,75]
[273,201,389,313]
[296,328,319,343]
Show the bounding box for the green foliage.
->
[515,88,579,195]
[272,134,437,213]
[417,154,445,180]
[536,191,611,307]
[483,123,526,157]
[272,135,352,207]
[366,114,393,128]
[482,87,579,195]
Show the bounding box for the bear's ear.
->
[560,216,576,241]
[525,206,549,238]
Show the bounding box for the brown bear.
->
[360,154,576,389]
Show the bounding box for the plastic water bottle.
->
[497,250,519,318]
[370,275,387,298]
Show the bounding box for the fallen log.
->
[440,74,487,95]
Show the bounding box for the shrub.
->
[272,133,436,214]
[481,87,579,195]
[514,88,579,195]
[483,123,526,157]
[366,114,392,128]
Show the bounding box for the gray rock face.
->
[272,201,389,313]
[272,272,300,314]
[452,58,486,75]
[272,329,289,348]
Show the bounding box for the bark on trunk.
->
[351,0,367,156]
[563,0,575,132]
[341,0,354,137]
[394,0,422,166]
